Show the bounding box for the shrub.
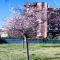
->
[47,33,53,40]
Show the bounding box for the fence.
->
[0,39,60,44]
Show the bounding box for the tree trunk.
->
[24,36,29,60]
[23,36,26,48]
[26,38,29,60]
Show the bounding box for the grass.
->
[0,44,60,60]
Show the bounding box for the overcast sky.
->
[0,0,60,28]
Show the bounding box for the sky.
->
[0,0,60,28]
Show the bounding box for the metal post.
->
[23,39,24,48]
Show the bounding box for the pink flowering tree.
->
[5,3,47,60]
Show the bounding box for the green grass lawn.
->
[0,44,60,60]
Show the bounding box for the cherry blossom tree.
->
[5,3,48,60]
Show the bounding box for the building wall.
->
[36,2,48,38]
[0,28,8,38]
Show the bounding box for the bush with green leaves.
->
[47,33,53,40]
